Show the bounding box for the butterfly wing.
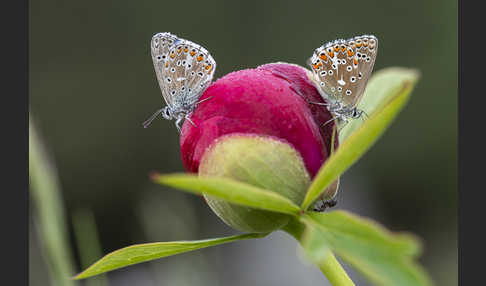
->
[151,32,180,106]
[155,37,216,113]
[308,35,378,108]
[178,39,216,107]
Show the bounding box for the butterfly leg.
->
[322,116,339,129]
[184,115,197,127]
[142,109,163,128]
[338,117,349,133]
[196,96,213,105]
[307,101,330,106]
[175,117,183,133]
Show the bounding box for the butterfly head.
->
[351,107,363,119]
[161,106,173,120]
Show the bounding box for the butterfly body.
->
[143,32,216,132]
[308,35,378,127]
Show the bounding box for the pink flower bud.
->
[180,62,337,178]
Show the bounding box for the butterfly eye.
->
[164,107,171,119]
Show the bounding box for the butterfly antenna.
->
[362,110,370,120]
[142,109,163,128]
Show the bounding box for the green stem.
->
[317,253,355,286]
[282,218,355,286]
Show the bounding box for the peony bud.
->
[179,62,339,232]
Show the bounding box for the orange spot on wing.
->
[205,65,212,70]
[197,56,204,62]
[334,46,339,52]
[177,47,182,54]
[169,52,175,59]
[190,51,196,56]
[184,48,188,53]
[319,54,328,61]
[356,43,362,48]
[313,62,322,70]
[329,51,335,58]
[353,58,358,65]
[347,50,354,57]
[165,62,168,68]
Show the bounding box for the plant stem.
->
[282,218,355,286]
[317,253,355,286]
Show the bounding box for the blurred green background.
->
[29,0,457,285]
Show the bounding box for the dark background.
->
[29,0,457,285]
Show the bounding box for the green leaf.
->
[74,233,267,280]
[29,118,78,286]
[72,208,109,286]
[152,173,301,215]
[299,211,433,286]
[301,68,420,210]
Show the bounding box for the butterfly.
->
[143,32,216,132]
[307,35,378,129]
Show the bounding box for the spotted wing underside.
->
[308,35,378,108]
[151,33,216,109]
